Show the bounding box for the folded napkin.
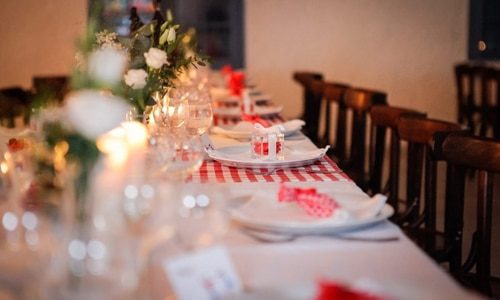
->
[236,187,387,225]
[210,87,230,100]
[211,119,305,139]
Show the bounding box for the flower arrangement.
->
[122,9,209,114]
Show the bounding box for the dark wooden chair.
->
[395,116,465,229]
[293,72,323,145]
[480,67,500,138]
[321,81,350,162]
[32,75,69,103]
[341,87,387,190]
[393,117,469,272]
[368,106,426,199]
[309,80,350,154]
[455,63,483,135]
[436,133,500,296]
[0,86,32,127]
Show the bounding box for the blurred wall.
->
[0,0,87,89]
[245,0,468,121]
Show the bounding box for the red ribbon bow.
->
[278,184,340,218]
[229,71,245,96]
[241,114,270,127]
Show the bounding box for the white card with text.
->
[164,246,242,300]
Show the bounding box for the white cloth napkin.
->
[211,119,305,139]
[236,189,387,225]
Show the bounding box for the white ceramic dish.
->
[206,145,329,169]
[230,190,393,235]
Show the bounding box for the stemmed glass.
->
[185,88,213,136]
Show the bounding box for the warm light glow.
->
[121,121,148,148]
[478,40,487,52]
[0,161,8,174]
[54,141,69,171]
[96,126,128,168]
[96,121,148,169]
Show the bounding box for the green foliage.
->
[121,11,210,114]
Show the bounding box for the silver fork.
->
[248,168,345,176]
[241,228,400,243]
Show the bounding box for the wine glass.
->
[186,100,213,136]
[179,85,213,136]
[164,134,204,181]
[174,183,229,250]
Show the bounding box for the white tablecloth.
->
[144,181,480,300]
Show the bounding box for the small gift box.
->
[251,124,284,161]
[240,88,254,115]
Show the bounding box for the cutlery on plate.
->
[241,228,400,243]
[248,168,344,176]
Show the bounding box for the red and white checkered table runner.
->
[187,156,350,183]
[195,104,350,183]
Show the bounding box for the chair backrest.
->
[368,105,426,198]
[396,116,464,230]
[322,81,350,161]
[32,75,69,103]
[437,133,500,295]
[293,72,323,145]
[0,86,32,127]
[341,87,387,189]
[479,67,500,138]
[455,64,481,131]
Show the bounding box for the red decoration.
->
[7,138,26,152]
[253,140,283,156]
[278,184,340,218]
[315,281,385,300]
[229,71,245,96]
[241,114,270,127]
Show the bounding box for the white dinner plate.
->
[206,145,329,168]
[230,190,393,235]
[213,105,283,117]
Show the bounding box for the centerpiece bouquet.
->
[123,10,208,116]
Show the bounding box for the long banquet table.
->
[0,105,481,300]
[142,127,480,299]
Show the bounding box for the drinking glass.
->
[163,134,204,181]
[181,85,214,136]
[186,101,213,136]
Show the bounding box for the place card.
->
[163,246,242,300]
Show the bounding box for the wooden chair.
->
[32,75,69,103]
[321,81,350,161]
[341,87,387,190]
[455,63,483,135]
[480,67,500,138]
[293,72,323,145]
[437,133,500,296]
[309,80,350,152]
[0,86,32,127]
[368,106,426,199]
[395,116,465,229]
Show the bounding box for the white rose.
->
[144,48,168,69]
[124,69,148,89]
[88,48,127,86]
[64,90,131,140]
[167,27,176,44]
